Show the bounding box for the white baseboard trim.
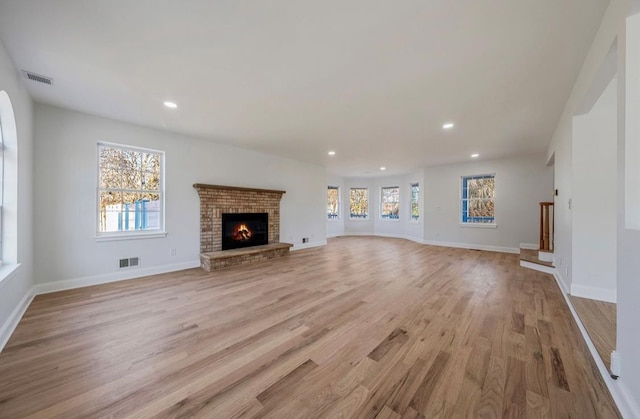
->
[538,251,554,263]
[519,260,557,275]
[291,240,327,251]
[339,232,375,237]
[618,380,640,419]
[0,286,35,353]
[336,233,520,254]
[570,283,617,304]
[550,270,639,418]
[342,232,520,253]
[554,270,570,295]
[326,233,342,238]
[519,243,539,250]
[423,239,519,254]
[373,232,425,244]
[34,260,201,295]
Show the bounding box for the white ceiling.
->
[0,0,609,177]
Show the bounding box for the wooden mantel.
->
[192,184,286,195]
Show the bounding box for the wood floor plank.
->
[408,351,451,414]
[570,295,616,370]
[367,328,409,362]
[0,237,620,418]
[256,359,318,405]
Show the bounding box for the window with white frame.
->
[410,182,419,221]
[380,186,399,219]
[98,143,164,234]
[461,174,495,224]
[327,186,339,219]
[349,188,368,219]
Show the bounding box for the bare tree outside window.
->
[349,188,368,219]
[381,187,399,219]
[410,183,419,221]
[327,186,339,219]
[98,143,163,233]
[461,175,495,223]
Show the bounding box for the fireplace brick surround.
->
[193,184,292,270]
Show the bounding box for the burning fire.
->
[232,223,252,241]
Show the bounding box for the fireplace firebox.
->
[221,213,269,250]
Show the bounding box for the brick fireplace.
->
[193,184,292,270]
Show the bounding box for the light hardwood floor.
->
[0,237,620,418]
[570,296,617,372]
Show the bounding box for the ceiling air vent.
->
[21,70,54,86]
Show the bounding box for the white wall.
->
[547,0,640,415]
[338,172,426,243]
[0,40,35,348]
[423,155,553,252]
[33,104,326,287]
[572,77,618,303]
[618,10,640,415]
[343,178,375,235]
[549,126,573,290]
[372,175,409,237]
[334,157,551,253]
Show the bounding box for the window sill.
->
[380,218,400,222]
[459,223,498,229]
[348,217,370,222]
[0,263,21,290]
[95,231,168,242]
[327,218,341,222]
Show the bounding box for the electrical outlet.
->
[170,248,177,256]
[302,237,309,244]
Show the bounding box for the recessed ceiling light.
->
[380,166,386,171]
[328,150,336,156]
[443,122,454,129]
[471,153,479,158]
[163,101,178,109]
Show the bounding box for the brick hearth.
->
[193,184,291,270]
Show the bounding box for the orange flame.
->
[233,223,252,241]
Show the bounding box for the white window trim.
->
[327,186,340,221]
[459,173,497,228]
[380,186,400,221]
[96,141,166,239]
[409,182,420,223]
[349,187,369,220]
[95,231,168,242]
[459,223,498,229]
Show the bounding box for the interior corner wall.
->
[423,155,553,252]
[548,121,573,291]
[0,40,35,342]
[33,104,326,287]
[572,77,618,303]
[618,10,640,415]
